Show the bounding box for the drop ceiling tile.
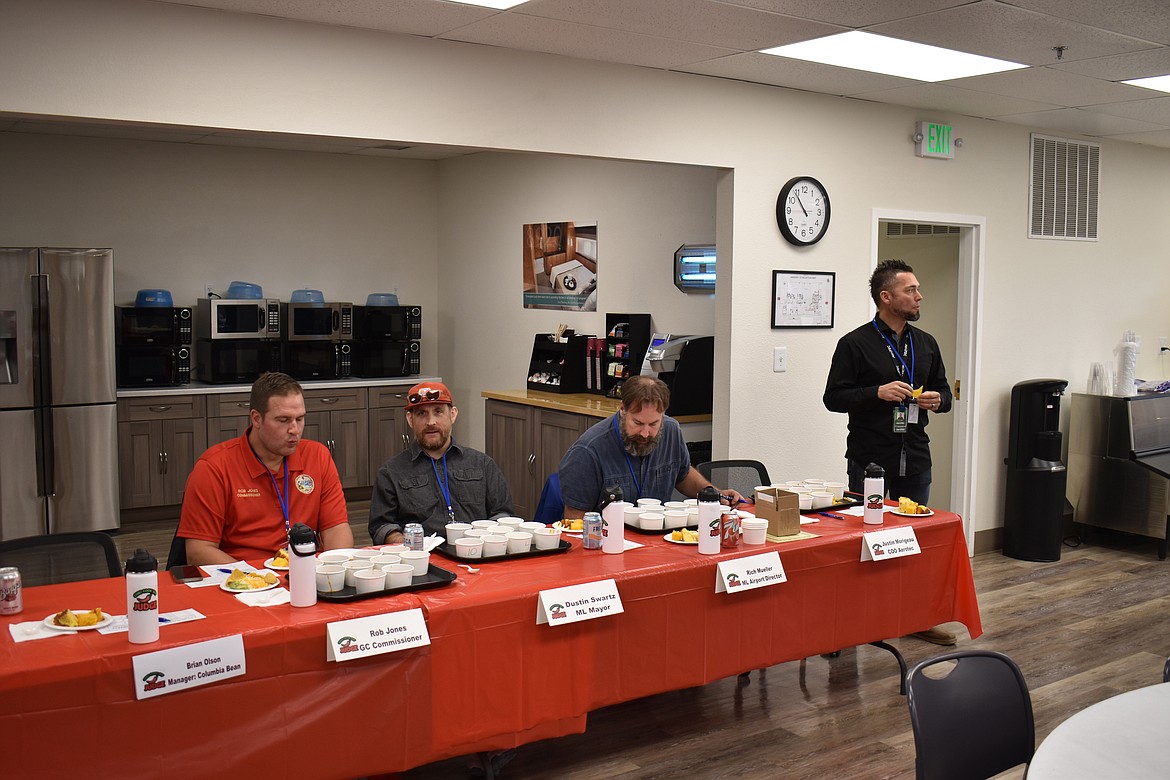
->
[722,0,970,29]
[149,0,495,37]
[517,0,841,51]
[439,13,738,69]
[1053,48,1170,81]
[1101,129,1170,147]
[994,107,1165,136]
[869,2,1158,66]
[854,83,1060,118]
[678,52,917,94]
[1007,0,1170,46]
[1081,96,1170,124]
[952,66,1156,108]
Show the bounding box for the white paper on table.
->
[102,608,207,634]
[622,539,644,551]
[234,588,290,607]
[423,535,444,553]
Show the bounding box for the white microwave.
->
[197,298,281,340]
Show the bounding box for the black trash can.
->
[1002,379,1068,561]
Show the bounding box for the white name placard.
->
[861,526,922,561]
[715,551,787,593]
[326,608,430,662]
[132,634,245,700]
[537,578,624,626]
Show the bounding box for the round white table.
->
[1029,682,1170,778]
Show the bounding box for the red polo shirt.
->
[178,430,348,562]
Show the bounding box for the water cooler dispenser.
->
[1002,378,1069,561]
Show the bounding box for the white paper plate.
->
[263,557,289,571]
[219,572,280,593]
[890,509,934,517]
[552,522,583,534]
[42,610,113,631]
[662,532,698,545]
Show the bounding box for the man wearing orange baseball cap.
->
[368,381,515,544]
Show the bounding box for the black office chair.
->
[0,532,123,586]
[906,649,1035,780]
[1163,656,1169,683]
[696,459,771,499]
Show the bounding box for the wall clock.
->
[776,176,831,246]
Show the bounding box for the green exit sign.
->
[915,121,955,159]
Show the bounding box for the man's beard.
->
[416,427,450,453]
[904,309,921,322]
[622,429,661,458]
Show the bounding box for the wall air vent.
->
[1029,133,1099,241]
[885,223,960,239]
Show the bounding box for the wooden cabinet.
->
[484,399,591,519]
[117,395,207,508]
[368,387,412,484]
[205,391,251,447]
[302,387,369,489]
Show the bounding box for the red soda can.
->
[720,511,741,548]
[0,566,23,615]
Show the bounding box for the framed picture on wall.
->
[771,270,835,328]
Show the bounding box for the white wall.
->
[4,0,1170,540]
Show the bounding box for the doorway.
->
[873,209,985,553]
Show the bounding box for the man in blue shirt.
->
[558,376,743,517]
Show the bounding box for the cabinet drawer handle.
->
[148,405,172,413]
[527,453,536,466]
[158,452,165,474]
[162,451,169,475]
[236,402,250,409]
[319,397,340,405]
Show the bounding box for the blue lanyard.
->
[613,413,643,499]
[431,453,454,522]
[872,318,915,386]
[251,448,291,536]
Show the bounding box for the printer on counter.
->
[640,333,713,416]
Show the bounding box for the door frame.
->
[872,208,985,554]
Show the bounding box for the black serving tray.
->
[624,520,697,535]
[828,492,863,510]
[316,563,456,602]
[432,538,571,562]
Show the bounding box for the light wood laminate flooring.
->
[109,508,1169,779]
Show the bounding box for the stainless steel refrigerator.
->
[0,248,119,540]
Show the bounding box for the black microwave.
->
[195,340,282,384]
[351,340,420,378]
[116,345,191,387]
[115,306,192,346]
[284,342,352,380]
[283,302,353,341]
[353,305,421,341]
[197,298,281,340]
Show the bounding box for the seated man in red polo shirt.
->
[178,372,354,565]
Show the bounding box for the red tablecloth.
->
[0,509,979,778]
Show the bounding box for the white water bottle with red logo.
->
[125,548,159,644]
[863,463,886,526]
[696,485,722,555]
[600,485,628,555]
[288,522,318,607]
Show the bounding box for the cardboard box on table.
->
[754,488,801,540]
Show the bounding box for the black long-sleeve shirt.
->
[823,316,951,477]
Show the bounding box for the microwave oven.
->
[197,298,281,340]
[116,345,191,387]
[353,305,422,341]
[115,306,192,346]
[283,302,353,341]
[195,340,282,384]
[351,340,420,378]
[284,342,352,380]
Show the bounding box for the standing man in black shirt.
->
[824,259,955,645]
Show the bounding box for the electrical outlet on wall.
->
[773,346,787,373]
[205,284,214,296]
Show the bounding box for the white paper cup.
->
[354,568,387,594]
[471,520,498,531]
[465,528,493,539]
[445,523,472,544]
[343,560,373,588]
[664,501,687,511]
[799,494,814,511]
[315,564,345,593]
[399,550,430,576]
[741,518,768,545]
[506,531,533,554]
[636,498,662,507]
[384,563,415,588]
[350,549,380,562]
[811,491,835,509]
[519,521,546,534]
[317,551,350,566]
[371,553,401,570]
[823,482,847,500]
[482,534,509,557]
[624,506,646,525]
[455,537,484,559]
[784,480,805,488]
[683,498,699,507]
[533,527,561,550]
[663,510,688,529]
[639,512,665,531]
[380,543,409,555]
[804,479,825,486]
[496,517,525,534]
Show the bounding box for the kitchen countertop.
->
[117,376,441,398]
[482,388,712,423]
